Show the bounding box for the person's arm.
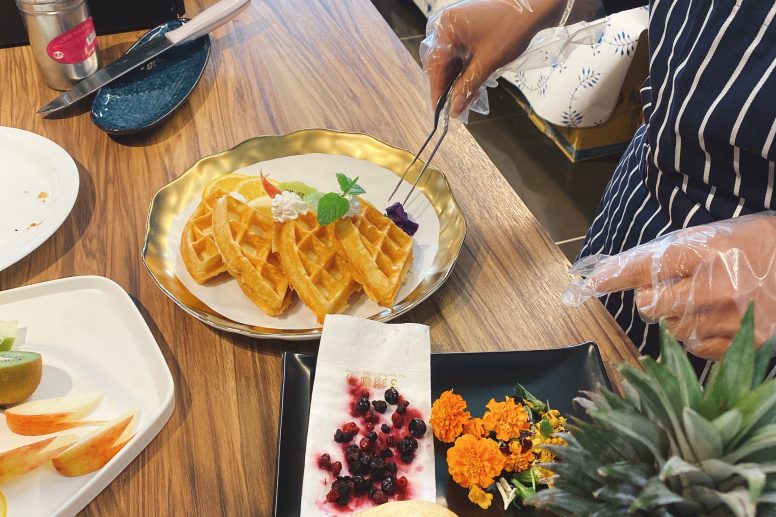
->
[422,0,605,117]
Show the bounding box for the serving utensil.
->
[387,75,456,205]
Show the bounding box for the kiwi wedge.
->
[0,351,42,405]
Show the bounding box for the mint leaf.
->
[336,173,366,196]
[317,193,350,225]
[336,173,352,193]
[539,418,554,438]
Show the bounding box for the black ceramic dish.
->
[90,18,210,134]
[274,344,612,516]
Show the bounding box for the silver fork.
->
[387,75,456,205]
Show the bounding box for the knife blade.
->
[38,0,251,116]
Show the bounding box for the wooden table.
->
[0,0,639,514]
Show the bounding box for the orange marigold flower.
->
[430,390,470,443]
[467,485,493,510]
[503,441,535,472]
[482,396,530,441]
[447,434,505,489]
[462,417,486,438]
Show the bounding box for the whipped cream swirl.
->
[271,191,309,222]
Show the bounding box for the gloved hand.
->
[564,213,776,360]
[420,0,604,119]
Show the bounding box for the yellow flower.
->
[430,390,471,443]
[533,432,566,464]
[447,434,505,488]
[544,409,567,431]
[467,485,493,510]
[462,417,486,438]
[503,441,535,472]
[482,396,530,441]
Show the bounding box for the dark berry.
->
[372,400,388,413]
[359,437,372,451]
[384,387,399,405]
[381,447,394,458]
[342,422,359,435]
[367,431,378,442]
[373,489,388,504]
[331,461,342,476]
[397,400,409,414]
[353,475,370,494]
[391,412,404,428]
[381,477,396,494]
[366,423,375,432]
[326,488,338,502]
[397,437,417,454]
[334,429,347,442]
[385,461,398,475]
[368,487,378,499]
[346,444,359,455]
[381,423,391,433]
[336,494,349,506]
[409,418,427,438]
[365,410,379,424]
[356,397,370,414]
[318,453,331,470]
[400,452,414,463]
[397,476,408,489]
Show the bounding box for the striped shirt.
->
[579,0,776,378]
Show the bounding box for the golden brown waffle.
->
[180,188,230,284]
[212,195,291,316]
[278,211,359,323]
[334,200,413,307]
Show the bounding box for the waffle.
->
[334,200,413,307]
[278,211,360,323]
[180,188,230,284]
[212,195,291,316]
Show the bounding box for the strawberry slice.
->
[261,173,283,199]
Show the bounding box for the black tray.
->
[274,344,612,516]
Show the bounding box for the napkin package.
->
[300,315,435,516]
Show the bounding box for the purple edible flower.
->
[385,202,419,236]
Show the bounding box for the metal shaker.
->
[15,0,101,91]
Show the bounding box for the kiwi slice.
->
[277,181,317,196]
[0,351,42,406]
[0,320,17,352]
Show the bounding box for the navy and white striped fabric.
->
[579,0,776,377]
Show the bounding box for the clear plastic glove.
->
[420,0,605,120]
[564,213,776,360]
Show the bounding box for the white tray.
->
[0,276,175,517]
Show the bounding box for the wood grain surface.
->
[0,0,640,515]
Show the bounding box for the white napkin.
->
[300,315,435,516]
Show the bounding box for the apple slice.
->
[5,393,105,435]
[52,410,138,477]
[0,434,77,483]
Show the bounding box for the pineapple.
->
[528,306,776,516]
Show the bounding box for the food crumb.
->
[38,192,49,201]
[27,222,41,229]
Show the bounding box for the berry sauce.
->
[315,377,423,512]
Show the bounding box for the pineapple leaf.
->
[714,487,757,517]
[589,409,667,463]
[699,459,765,501]
[526,488,599,514]
[732,381,776,445]
[660,455,700,478]
[725,424,776,464]
[629,477,685,512]
[713,409,743,445]
[659,321,705,415]
[705,306,756,412]
[754,335,776,387]
[620,361,693,458]
[597,461,650,487]
[683,407,723,460]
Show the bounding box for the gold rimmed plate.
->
[142,129,466,340]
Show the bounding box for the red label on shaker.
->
[46,17,97,64]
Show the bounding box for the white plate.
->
[170,153,440,330]
[0,127,79,272]
[0,276,174,517]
